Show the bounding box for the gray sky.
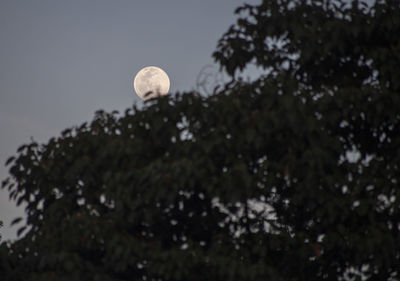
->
[0,0,259,240]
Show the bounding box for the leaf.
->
[17,145,27,153]
[11,217,23,226]
[5,156,15,166]
[17,226,26,237]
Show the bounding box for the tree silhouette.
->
[1,0,400,280]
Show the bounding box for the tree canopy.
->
[1,0,400,280]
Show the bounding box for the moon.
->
[134,66,170,100]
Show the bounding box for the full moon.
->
[133,66,170,100]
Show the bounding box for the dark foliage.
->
[1,0,400,280]
[0,220,3,242]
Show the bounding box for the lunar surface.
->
[133,66,170,100]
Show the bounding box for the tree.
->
[1,0,400,280]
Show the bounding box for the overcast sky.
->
[0,0,261,240]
